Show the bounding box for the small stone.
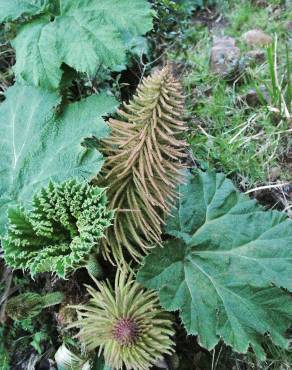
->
[242,29,273,47]
[210,36,240,77]
[246,50,266,64]
[237,89,259,107]
[273,8,282,19]
[237,86,270,107]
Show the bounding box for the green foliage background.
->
[0,0,291,369]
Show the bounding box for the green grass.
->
[187,82,290,188]
[165,0,292,189]
[226,0,291,38]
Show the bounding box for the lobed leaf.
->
[0,84,118,234]
[138,170,292,359]
[7,0,153,90]
[0,0,51,23]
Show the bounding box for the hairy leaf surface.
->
[8,0,153,90]
[0,84,117,234]
[0,0,51,22]
[138,171,292,358]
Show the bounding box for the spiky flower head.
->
[99,66,187,263]
[69,271,175,370]
[3,180,114,278]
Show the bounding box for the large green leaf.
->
[0,84,117,234]
[137,171,292,359]
[8,0,153,90]
[0,0,51,22]
[12,17,62,90]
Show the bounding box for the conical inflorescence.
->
[69,270,174,370]
[100,66,187,263]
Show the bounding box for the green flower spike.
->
[69,270,175,370]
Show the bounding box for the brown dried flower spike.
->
[101,66,187,262]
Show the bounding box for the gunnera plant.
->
[3,180,114,278]
[6,291,64,321]
[69,270,175,370]
[100,66,187,263]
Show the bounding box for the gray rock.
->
[242,29,273,47]
[237,89,260,107]
[210,36,241,76]
[237,86,270,107]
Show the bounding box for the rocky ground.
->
[163,0,292,219]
